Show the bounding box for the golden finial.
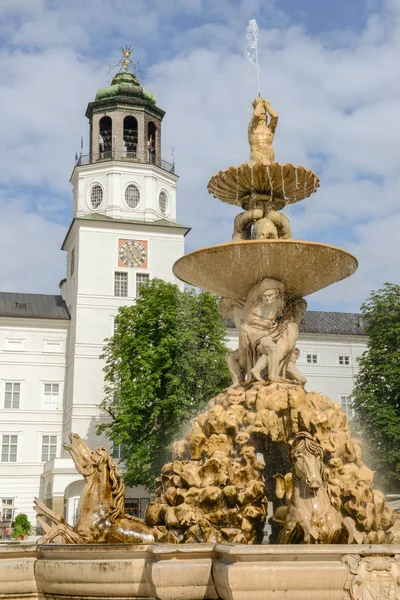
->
[121,45,133,72]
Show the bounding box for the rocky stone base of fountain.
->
[146,381,397,544]
[3,543,400,600]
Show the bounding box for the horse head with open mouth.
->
[34,433,154,544]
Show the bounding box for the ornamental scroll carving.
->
[343,554,400,600]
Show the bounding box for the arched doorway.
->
[123,116,138,158]
[147,121,157,164]
[64,480,84,526]
[99,116,112,158]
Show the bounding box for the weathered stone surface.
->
[147,381,397,544]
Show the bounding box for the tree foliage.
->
[353,283,400,491]
[98,279,231,490]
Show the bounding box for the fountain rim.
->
[207,161,320,207]
[173,239,358,299]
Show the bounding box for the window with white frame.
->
[90,184,103,209]
[41,435,57,462]
[1,435,17,462]
[340,395,353,419]
[158,191,168,215]
[136,272,150,296]
[111,443,126,460]
[338,355,350,365]
[306,354,318,364]
[114,272,128,297]
[1,497,14,521]
[44,383,60,410]
[4,382,20,409]
[125,184,140,209]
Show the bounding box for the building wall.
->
[0,318,69,522]
[61,220,186,449]
[71,161,177,223]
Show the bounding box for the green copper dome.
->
[95,71,156,104]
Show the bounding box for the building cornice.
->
[61,215,191,250]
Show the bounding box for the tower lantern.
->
[85,54,165,168]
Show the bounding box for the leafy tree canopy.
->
[353,282,400,491]
[98,279,231,490]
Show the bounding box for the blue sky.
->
[0,0,398,311]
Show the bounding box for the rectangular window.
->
[43,340,62,352]
[124,498,139,517]
[306,354,318,364]
[4,338,24,351]
[136,273,150,296]
[71,247,75,276]
[4,382,20,409]
[1,498,14,521]
[114,272,128,297]
[44,383,60,410]
[41,435,57,462]
[338,355,350,365]
[1,435,17,462]
[111,443,126,460]
[340,395,353,419]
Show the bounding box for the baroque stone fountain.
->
[5,97,400,600]
[147,96,397,547]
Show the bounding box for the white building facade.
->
[0,69,367,529]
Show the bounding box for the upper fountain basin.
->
[173,239,357,298]
[207,162,320,208]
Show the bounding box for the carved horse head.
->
[63,433,125,524]
[290,432,324,495]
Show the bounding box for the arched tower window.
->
[123,116,138,158]
[99,116,112,158]
[158,191,168,215]
[147,122,157,164]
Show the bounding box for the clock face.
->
[118,240,147,267]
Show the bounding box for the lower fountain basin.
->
[2,543,400,600]
[173,239,358,299]
[207,162,320,207]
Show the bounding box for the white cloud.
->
[0,197,66,293]
[0,0,400,312]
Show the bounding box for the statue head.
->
[261,288,280,304]
[254,278,284,300]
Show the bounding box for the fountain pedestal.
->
[3,542,400,600]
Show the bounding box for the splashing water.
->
[266,164,274,203]
[245,19,261,97]
[280,165,287,201]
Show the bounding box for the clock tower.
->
[60,56,189,452]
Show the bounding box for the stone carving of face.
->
[262,289,279,304]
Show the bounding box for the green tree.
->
[353,283,400,491]
[11,513,31,539]
[98,278,231,490]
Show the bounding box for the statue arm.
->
[264,99,278,134]
[248,98,265,138]
[268,210,292,239]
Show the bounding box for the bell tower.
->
[70,48,176,223]
[61,49,189,448]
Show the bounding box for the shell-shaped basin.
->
[173,240,357,299]
[207,162,320,207]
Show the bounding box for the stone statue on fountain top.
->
[248,97,278,166]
